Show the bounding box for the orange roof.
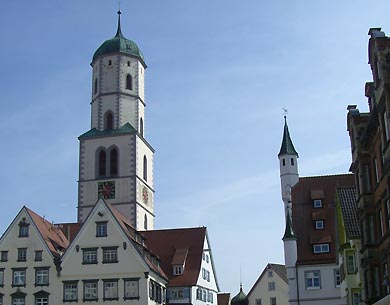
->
[26,207,69,257]
[143,227,206,287]
[218,293,231,305]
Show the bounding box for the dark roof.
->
[79,123,136,139]
[142,227,207,287]
[92,11,145,65]
[278,117,298,157]
[247,263,287,297]
[337,187,360,239]
[231,286,248,305]
[282,210,296,240]
[218,293,231,305]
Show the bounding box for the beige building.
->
[247,263,288,305]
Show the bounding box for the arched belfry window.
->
[126,74,133,90]
[110,148,118,176]
[140,118,144,137]
[144,215,148,230]
[98,150,106,177]
[94,78,98,95]
[143,156,148,181]
[104,112,114,130]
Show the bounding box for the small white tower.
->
[278,116,299,215]
[77,11,155,230]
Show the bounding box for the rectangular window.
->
[352,290,361,305]
[35,296,48,305]
[12,296,25,305]
[255,299,262,305]
[103,279,118,300]
[379,209,384,237]
[35,250,43,262]
[17,248,27,262]
[334,269,341,287]
[0,269,4,287]
[82,248,98,264]
[12,269,26,287]
[0,251,7,262]
[96,221,108,237]
[313,243,330,253]
[305,270,321,289]
[170,288,185,300]
[63,281,78,302]
[18,225,29,237]
[313,199,322,208]
[268,270,273,277]
[315,220,324,230]
[270,297,277,305]
[173,265,183,275]
[124,278,139,299]
[347,252,356,274]
[35,268,49,286]
[268,282,275,291]
[384,263,390,294]
[83,281,98,301]
[102,247,118,263]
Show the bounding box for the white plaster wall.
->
[101,55,118,93]
[136,136,154,187]
[297,264,342,305]
[137,61,145,101]
[119,95,138,130]
[0,210,62,303]
[196,238,218,292]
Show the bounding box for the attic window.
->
[173,265,183,275]
[313,199,322,208]
[18,219,29,237]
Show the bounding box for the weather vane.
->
[282,106,288,118]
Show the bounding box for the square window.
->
[0,251,7,262]
[83,281,98,301]
[270,297,277,305]
[35,250,43,262]
[124,279,139,299]
[104,280,118,300]
[305,270,320,289]
[173,265,183,275]
[313,243,330,254]
[35,268,49,286]
[268,282,275,291]
[315,220,324,230]
[96,222,107,237]
[12,269,26,287]
[82,248,98,264]
[64,281,78,301]
[17,248,27,262]
[313,199,323,208]
[103,247,118,263]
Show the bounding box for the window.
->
[334,269,341,287]
[206,255,209,263]
[140,118,144,137]
[103,279,118,300]
[207,291,213,303]
[83,281,98,301]
[35,268,49,286]
[255,299,262,305]
[347,252,356,273]
[202,268,210,281]
[18,221,29,237]
[352,290,361,305]
[34,291,49,305]
[102,247,118,263]
[144,214,148,230]
[313,243,329,254]
[35,250,43,261]
[17,248,27,262]
[143,156,148,181]
[104,112,113,130]
[305,270,320,289]
[82,248,98,264]
[127,61,130,66]
[108,59,112,65]
[96,221,107,237]
[268,270,273,277]
[12,294,25,305]
[110,148,118,176]
[173,265,183,275]
[384,263,390,294]
[124,278,139,299]
[126,74,133,90]
[270,297,277,305]
[0,269,4,287]
[170,288,186,300]
[268,282,275,291]
[313,199,322,208]
[315,220,324,230]
[98,150,106,176]
[0,251,7,262]
[379,209,384,237]
[291,158,294,166]
[94,78,98,94]
[63,281,78,302]
[12,269,26,287]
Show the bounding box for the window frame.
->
[270,297,277,305]
[124,278,140,300]
[63,280,78,302]
[102,247,118,264]
[96,221,108,237]
[83,280,98,302]
[12,268,27,287]
[82,248,98,265]
[35,267,50,286]
[0,269,4,287]
[17,248,27,262]
[346,251,357,274]
[334,269,341,287]
[313,243,330,254]
[0,251,7,262]
[313,199,323,208]
[315,220,324,230]
[268,281,276,291]
[35,250,43,262]
[305,270,321,290]
[103,279,119,301]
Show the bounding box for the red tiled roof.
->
[57,223,82,243]
[143,227,206,287]
[26,207,69,257]
[292,174,355,265]
[218,293,231,305]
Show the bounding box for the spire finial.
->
[115,8,123,38]
[282,106,288,121]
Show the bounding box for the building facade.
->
[346,27,390,305]
[247,263,288,305]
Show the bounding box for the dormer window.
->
[313,199,322,208]
[173,265,183,275]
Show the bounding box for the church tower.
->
[77,11,155,231]
[278,116,299,215]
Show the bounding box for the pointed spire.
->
[115,10,124,38]
[278,116,298,157]
[282,209,296,240]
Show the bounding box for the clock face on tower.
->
[142,186,149,204]
[98,181,115,199]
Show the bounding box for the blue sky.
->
[1,0,390,295]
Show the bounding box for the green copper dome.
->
[92,11,145,64]
[231,286,248,305]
